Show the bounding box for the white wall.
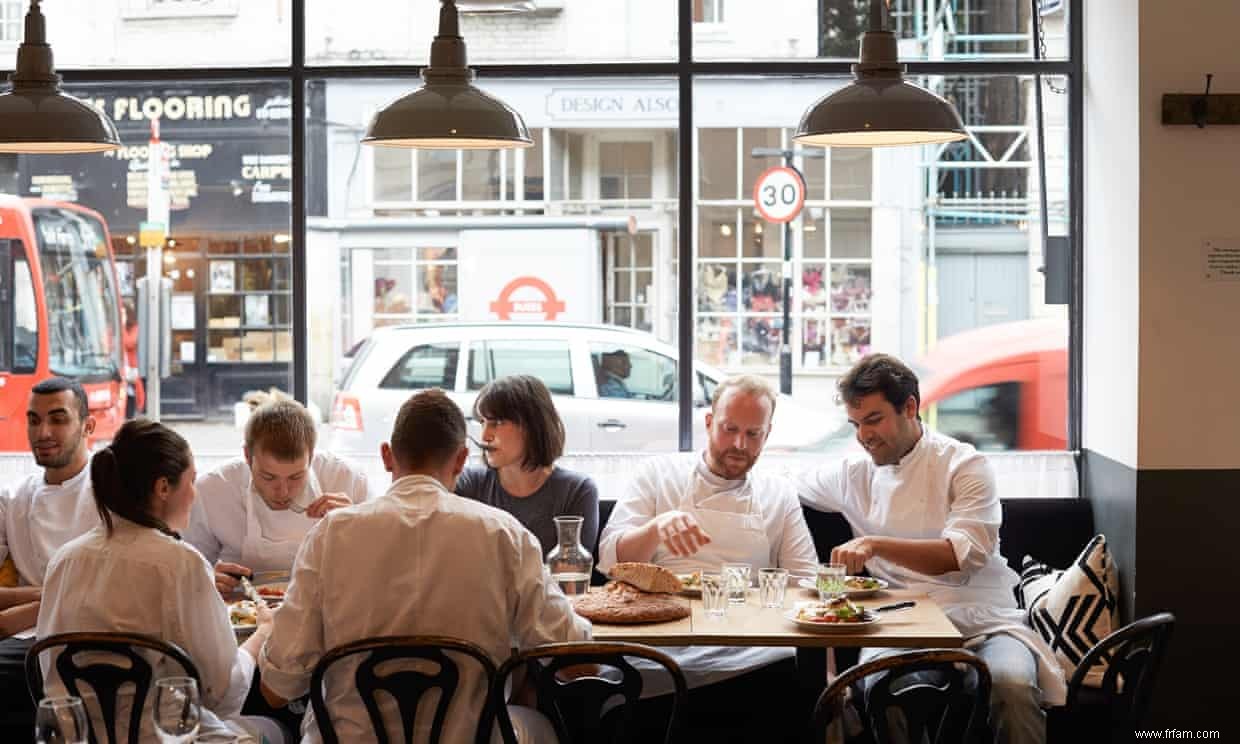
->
[1082,0,1141,468]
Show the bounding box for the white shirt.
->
[596,454,820,696]
[36,518,255,741]
[0,465,100,586]
[185,452,370,572]
[796,426,1067,705]
[259,474,591,744]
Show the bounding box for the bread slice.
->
[608,562,682,594]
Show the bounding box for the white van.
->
[327,322,843,455]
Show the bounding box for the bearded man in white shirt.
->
[186,399,369,595]
[258,388,590,743]
[596,374,820,742]
[0,377,102,740]
[797,354,1065,744]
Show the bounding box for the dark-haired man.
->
[0,377,102,738]
[797,353,1064,744]
[259,389,589,743]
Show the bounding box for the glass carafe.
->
[546,515,592,596]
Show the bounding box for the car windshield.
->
[33,208,121,382]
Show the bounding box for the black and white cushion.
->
[1015,534,1119,687]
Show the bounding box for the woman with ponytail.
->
[36,419,287,743]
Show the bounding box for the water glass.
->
[152,676,201,743]
[816,562,847,602]
[35,696,89,744]
[721,562,751,604]
[758,568,789,608]
[700,572,728,617]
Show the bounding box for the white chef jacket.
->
[596,453,821,696]
[185,452,370,574]
[36,517,255,742]
[796,426,1067,706]
[259,474,592,744]
[0,465,100,586]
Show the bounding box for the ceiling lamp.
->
[0,1,120,154]
[794,0,967,147]
[455,1,536,12]
[362,0,532,150]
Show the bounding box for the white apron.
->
[239,468,321,573]
[636,468,793,698]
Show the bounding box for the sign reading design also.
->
[546,88,678,121]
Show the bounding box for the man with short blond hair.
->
[186,399,370,594]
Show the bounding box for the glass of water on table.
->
[816,562,847,602]
[721,562,752,604]
[700,572,728,617]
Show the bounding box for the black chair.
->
[1052,612,1175,741]
[491,641,687,744]
[25,632,201,744]
[308,635,497,744]
[812,649,991,744]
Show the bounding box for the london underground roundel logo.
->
[489,276,567,320]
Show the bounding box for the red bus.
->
[917,318,1068,451]
[0,197,127,451]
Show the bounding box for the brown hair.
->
[473,374,565,470]
[710,374,777,416]
[91,418,192,539]
[390,388,467,470]
[836,353,921,414]
[245,399,317,461]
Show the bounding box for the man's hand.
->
[304,492,351,519]
[214,561,252,596]
[830,537,875,575]
[653,510,712,557]
[255,598,276,631]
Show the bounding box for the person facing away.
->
[258,388,591,744]
[796,353,1066,744]
[595,375,819,741]
[455,374,599,557]
[0,378,104,740]
[36,419,284,743]
[596,349,633,398]
[185,399,369,595]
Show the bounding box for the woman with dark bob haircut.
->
[455,375,600,557]
[36,419,285,742]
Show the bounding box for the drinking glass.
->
[152,677,201,743]
[758,568,789,608]
[35,696,89,744]
[721,562,751,604]
[816,562,847,602]
[700,572,728,617]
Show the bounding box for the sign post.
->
[752,159,812,395]
[143,118,171,420]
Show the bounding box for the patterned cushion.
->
[1015,534,1119,687]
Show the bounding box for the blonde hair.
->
[245,399,317,461]
[710,374,777,416]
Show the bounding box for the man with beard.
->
[0,377,103,739]
[797,354,1064,744]
[596,375,819,742]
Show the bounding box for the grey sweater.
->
[455,465,600,557]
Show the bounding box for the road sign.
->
[753,166,805,224]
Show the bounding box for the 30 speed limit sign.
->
[753,166,806,224]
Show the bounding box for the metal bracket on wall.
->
[1161,94,1240,126]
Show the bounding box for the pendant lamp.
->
[794,0,967,147]
[0,1,121,154]
[362,0,532,150]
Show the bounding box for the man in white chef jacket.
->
[596,375,820,741]
[186,399,369,595]
[258,388,589,744]
[797,354,1065,744]
[0,377,103,739]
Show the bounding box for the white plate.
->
[797,576,890,598]
[784,603,881,632]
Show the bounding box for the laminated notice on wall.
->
[1204,238,1240,281]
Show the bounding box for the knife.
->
[872,601,916,613]
[239,576,264,606]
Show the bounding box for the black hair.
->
[836,353,922,415]
[391,389,467,470]
[473,374,565,470]
[32,376,89,419]
[91,418,192,540]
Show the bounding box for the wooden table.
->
[587,588,962,649]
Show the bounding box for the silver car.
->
[327,322,843,455]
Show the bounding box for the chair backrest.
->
[813,649,992,744]
[491,641,687,744]
[25,632,201,744]
[1066,611,1175,730]
[309,635,498,744]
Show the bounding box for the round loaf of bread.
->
[608,562,682,594]
[571,581,691,624]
